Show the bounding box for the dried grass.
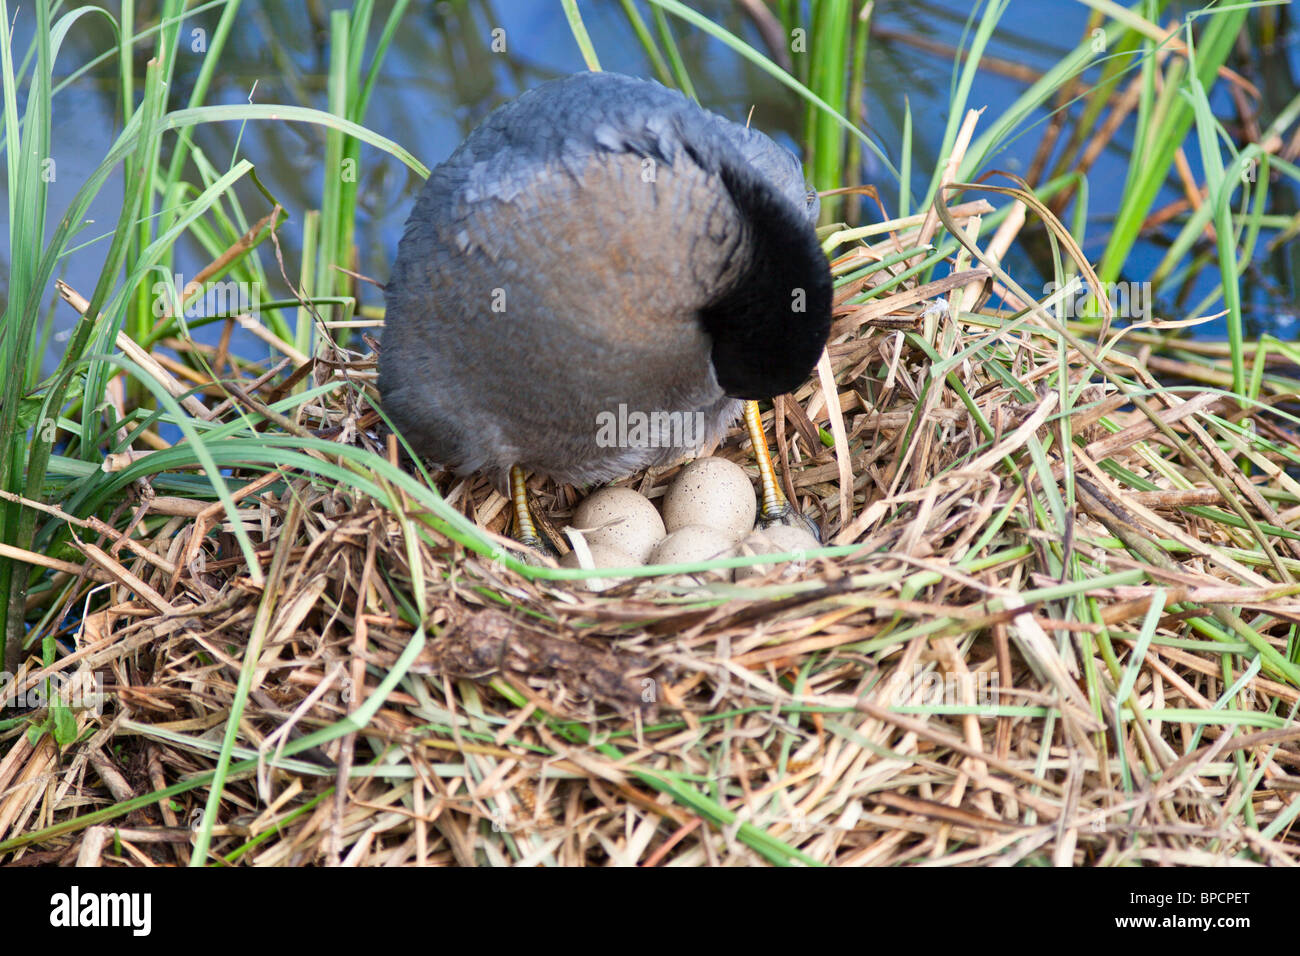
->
[3,149,1299,869]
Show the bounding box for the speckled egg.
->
[560,543,640,592]
[647,524,737,582]
[662,457,757,542]
[734,525,819,581]
[763,523,820,554]
[572,487,666,563]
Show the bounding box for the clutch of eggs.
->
[560,457,818,590]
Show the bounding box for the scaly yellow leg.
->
[508,464,544,548]
[744,399,789,522]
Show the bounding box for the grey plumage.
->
[380,71,829,486]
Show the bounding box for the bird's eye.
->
[805,189,817,208]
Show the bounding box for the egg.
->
[732,531,780,582]
[571,487,666,563]
[647,524,737,583]
[734,525,819,581]
[763,523,820,554]
[560,543,640,592]
[662,457,757,542]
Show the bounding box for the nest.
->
[3,151,1300,867]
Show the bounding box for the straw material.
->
[3,178,1298,868]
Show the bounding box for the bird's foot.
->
[510,532,560,566]
[756,501,821,544]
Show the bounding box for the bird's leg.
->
[509,464,544,549]
[744,399,820,540]
[745,400,787,520]
[508,464,557,558]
